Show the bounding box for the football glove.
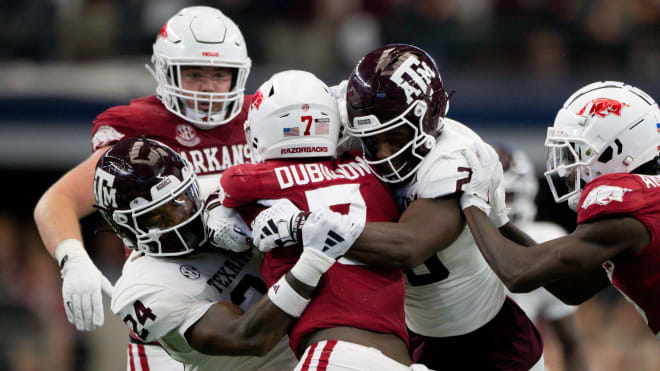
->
[56,239,114,331]
[251,199,307,252]
[302,207,364,260]
[205,204,252,253]
[460,141,503,215]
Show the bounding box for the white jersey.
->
[111,250,297,371]
[507,222,577,324]
[398,118,506,337]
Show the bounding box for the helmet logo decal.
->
[175,124,201,147]
[283,127,300,136]
[302,104,310,112]
[581,185,631,209]
[577,98,630,118]
[94,168,118,208]
[390,56,437,104]
[251,90,264,111]
[202,51,219,57]
[158,23,168,39]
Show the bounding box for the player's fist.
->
[205,204,251,253]
[252,199,306,252]
[302,208,364,260]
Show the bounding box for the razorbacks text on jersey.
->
[577,172,660,336]
[396,118,506,336]
[91,95,253,198]
[220,151,408,355]
[111,250,297,370]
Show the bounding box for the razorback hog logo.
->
[390,55,436,104]
[577,98,630,118]
[251,90,264,110]
[158,23,168,39]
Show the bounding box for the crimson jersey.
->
[577,172,660,335]
[91,95,253,198]
[221,151,408,355]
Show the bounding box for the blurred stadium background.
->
[1,0,659,370]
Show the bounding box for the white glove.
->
[55,239,114,331]
[251,199,306,252]
[459,141,503,215]
[302,208,364,260]
[205,204,251,253]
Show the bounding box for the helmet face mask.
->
[357,101,433,183]
[544,81,660,210]
[345,44,448,184]
[94,138,207,256]
[245,70,341,163]
[148,6,251,129]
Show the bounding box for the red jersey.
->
[577,173,660,336]
[221,151,408,355]
[91,95,252,197]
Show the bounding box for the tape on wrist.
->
[268,275,310,318]
[54,239,86,269]
[290,247,335,287]
[460,193,491,214]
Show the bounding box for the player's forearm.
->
[348,222,421,268]
[463,206,547,292]
[34,191,89,257]
[198,272,314,356]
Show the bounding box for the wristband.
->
[54,239,86,269]
[290,247,335,287]
[268,275,310,317]
[460,193,491,215]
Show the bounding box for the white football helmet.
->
[148,6,251,129]
[494,144,538,225]
[545,81,660,210]
[245,70,340,163]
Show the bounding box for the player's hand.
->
[252,199,307,252]
[490,181,510,228]
[205,204,252,253]
[460,141,503,215]
[302,208,364,260]
[56,239,114,331]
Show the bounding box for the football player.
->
[461,81,660,339]
[95,137,356,370]
[495,144,589,371]
[33,6,253,369]
[254,44,544,370]
[216,70,429,370]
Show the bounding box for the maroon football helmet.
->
[345,44,448,183]
[94,137,206,256]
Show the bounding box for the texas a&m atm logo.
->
[94,168,117,208]
[390,55,437,104]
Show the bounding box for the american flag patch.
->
[283,127,300,136]
[316,122,329,135]
[656,123,660,132]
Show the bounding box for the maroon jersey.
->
[91,95,252,197]
[221,151,408,355]
[577,173,660,335]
